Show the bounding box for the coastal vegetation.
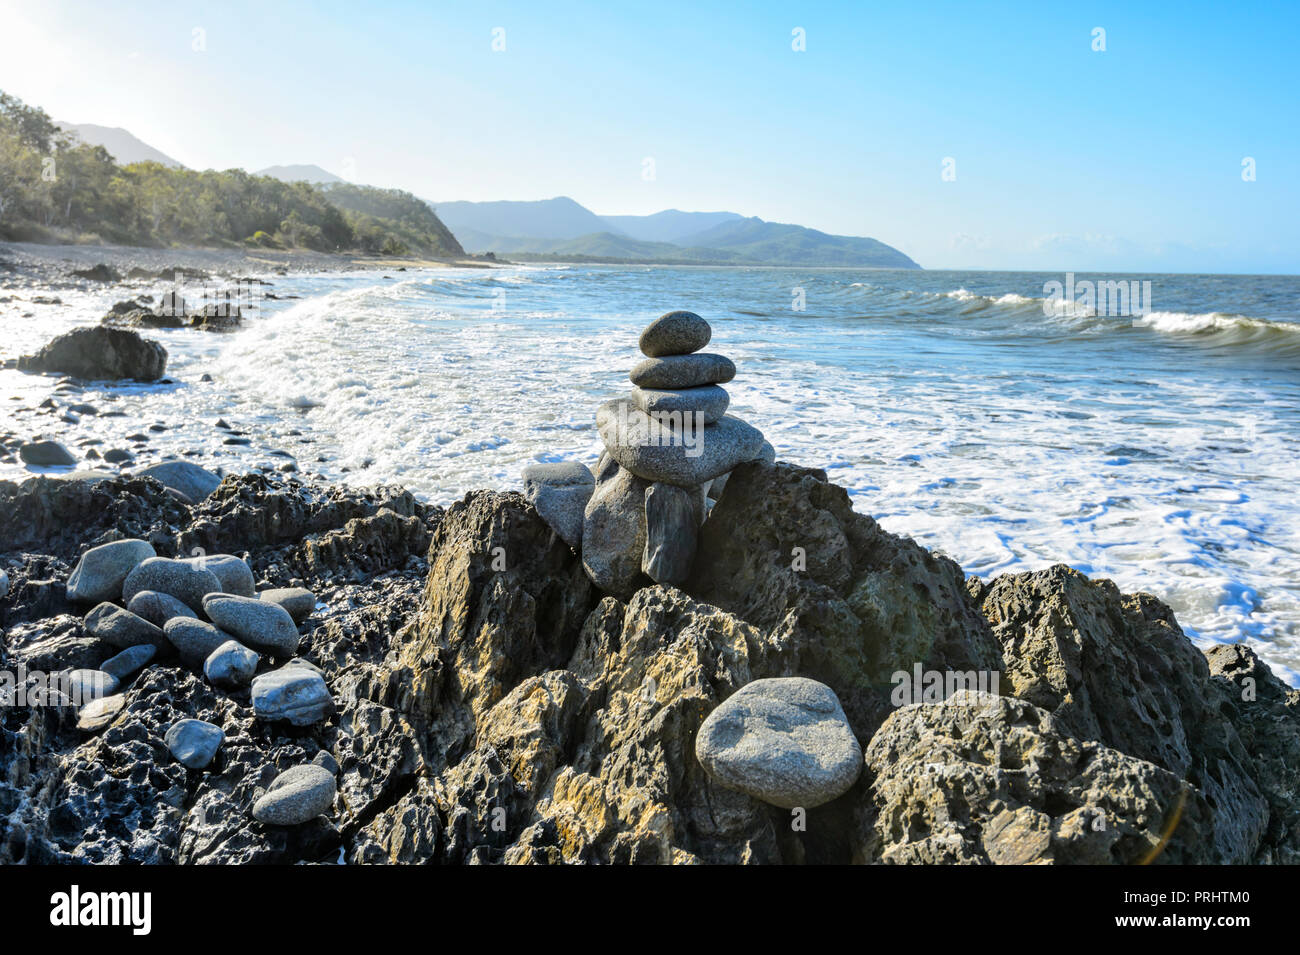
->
[0,91,463,257]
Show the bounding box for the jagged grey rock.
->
[258,587,317,623]
[100,643,156,682]
[581,454,649,597]
[165,719,224,769]
[695,677,862,809]
[252,765,336,826]
[522,461,594,548]
[202,593,299,657]
[638,310,711,357]
[629,352,735,389]
[126,589,197,627]
[251,666,334,726]
[83,602,168,651]
[642,482,698,585]
[136,461,222,502]
[596,398,765,487]
[865,691,1221,864]
[164,618,234,668]
[66,538,155,603]
[204,640,259,689]
[631,383,729,425]
[122,557,223,612]
[190,554,255,597]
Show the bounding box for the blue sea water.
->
[3,261,1298,679]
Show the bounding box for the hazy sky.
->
[1,0,1296,273]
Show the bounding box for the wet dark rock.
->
[19,440,77,467]
[17,326,167,381]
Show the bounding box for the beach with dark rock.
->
[2,442,1297,864]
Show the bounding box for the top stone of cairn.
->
[638,310,711,358]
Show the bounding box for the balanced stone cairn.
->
[522,310,773,597]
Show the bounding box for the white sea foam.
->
[2,263,1298,682]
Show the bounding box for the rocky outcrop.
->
[863,691,1220,864]
[972,565,1268,863]
[1205,643,1300,863]
[4,462,1300,866]
[692,461,1003,743]
[176,473,437,578]
[17,325,167,381]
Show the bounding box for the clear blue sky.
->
[1,0,1296,272]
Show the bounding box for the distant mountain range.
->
[430,197,920,268]
[47,121,918,268]
[56,122,183,168]
[256,164,345,184]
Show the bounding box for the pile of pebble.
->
[59,538,336,826]
[523,310,772,595]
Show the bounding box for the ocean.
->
[3,261,1298,681]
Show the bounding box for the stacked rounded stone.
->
[583,310,768,595]
[522,462,594,549]
[189,555,255,598]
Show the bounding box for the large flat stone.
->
[629,353,735,389]
[251,666,334,726]
[596,398,764,487]
[631,384,729,425]
[695,677,862,809]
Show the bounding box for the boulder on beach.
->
[165,718,224,770]
[18,441,78,468]
[250,664,334,726]
[17,326,167,381]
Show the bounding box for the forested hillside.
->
[0,92,462,257]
